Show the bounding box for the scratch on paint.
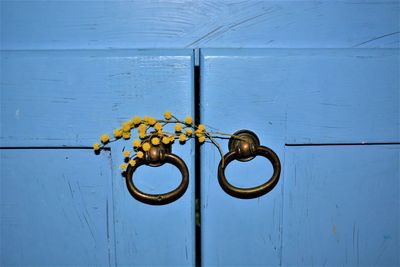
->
[67,181,74,198]
[106,199,111,267]
[83,213,96,243]
[352,223,355,251]
[106,200,109,241]
[185,26,224,47]
[227,10,272,31]
[186,8,274,47]
[332,224,337,235]
[352,31,400,47]
[374,239,388,265]
[357,227,360,265]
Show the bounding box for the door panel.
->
[1,1,398,49]
[282,145,399,266]
[200,49,399,266]
[1,50,195,266]
[111,146,195,266]
[0,149,114,266]
[200,49,287,266]
[1,50,194,146]
[200,49,399,144]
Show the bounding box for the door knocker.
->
[125,140,189,205]
[218,130,281,199]
[93,112,281,204]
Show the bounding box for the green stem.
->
[204,131,225,168]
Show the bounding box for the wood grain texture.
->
[0,50,194,147]
[282,145,399,266]
[0,50,196,266]
[1,1,398,49]
[200,49,399,144]
[110,141,195,266]
[200,49,399,266]
[0,149,115,266]
[200,50,287,266]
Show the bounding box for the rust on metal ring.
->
[125,153,189,205]
[218,146,281,199]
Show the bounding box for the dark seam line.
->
[194,56,202,267]
[285,142,400,147]
[0,146,111,151]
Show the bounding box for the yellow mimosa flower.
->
[142,142,151,151]
[129,159,136,167]
[93,143,101,151]
[162,136,170,144]
[185,116,193,125]
[100,134,109,144]
[186,128,193,136]
[154,123,163,131]
[123,132,131,140]
[132,139,141,148]
[123,150,130,158]
[175,123,182,132]
[179,133,186,142]
[120,163,127,171]
[164,111,172,120]
[151,137,160,145]
[132,116,141,125]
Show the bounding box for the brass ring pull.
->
[125,144,189,205]
[217,130,281,199]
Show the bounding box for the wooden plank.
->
[282,145,399,266]
[0,50,194,146]
[111,141,195,266]
[1,1,398,49]
[199,147,284,266]
[200,49,399,144]
[200,50,287,266]
[0,149,115,266]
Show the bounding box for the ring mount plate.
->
[146,142,172,167]
[228,129,260,162]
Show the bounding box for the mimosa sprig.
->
[93,112,245,172]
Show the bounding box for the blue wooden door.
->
[0,50,196,266]
[199,48,399,265]
[1,1,399,266]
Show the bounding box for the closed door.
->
[1,50,196,266]
[1,1,399,266]
[199,49,399,266]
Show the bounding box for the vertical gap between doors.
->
[194,55,202,267]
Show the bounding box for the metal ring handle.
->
[218,145,281,199]
[125,153,189,205]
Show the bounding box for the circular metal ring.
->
[218,146,281,199]
[125,153,189,205]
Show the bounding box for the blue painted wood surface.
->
[1,50,195,147]
[282,145,399,266]
[110,142,196,266]
[200,49,399,144]
[200,49,287,266]
[1,0,399,266]
[0,50,196,266]
[1,1,398,49]
[200,49,399,266]
[0,149,115,266]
